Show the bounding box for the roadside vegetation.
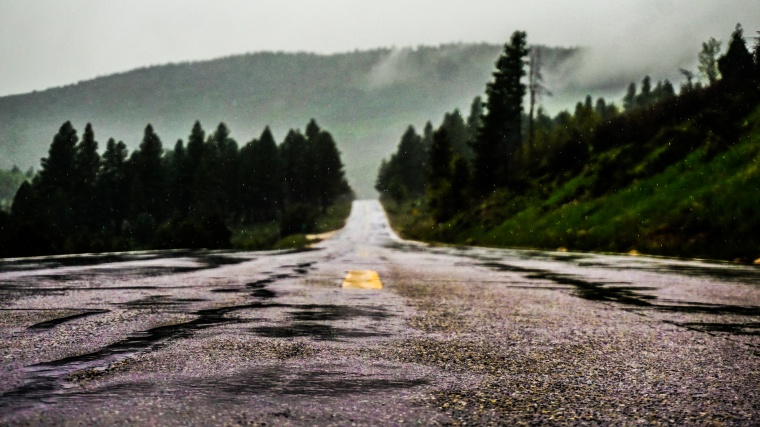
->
[0,119,353,257]
[231,194,353,250]
[377,24,760,262]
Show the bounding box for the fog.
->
[1,1,759,103]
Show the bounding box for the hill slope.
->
[383,80,760,262]
[0,44,584,197]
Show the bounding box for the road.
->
[1,200,759,425]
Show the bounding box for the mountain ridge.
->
[1,43,585,196]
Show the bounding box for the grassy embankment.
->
[384,103,760,262]
[230,196,353,250]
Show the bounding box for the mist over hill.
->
[0,43,637,197]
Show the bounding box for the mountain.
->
[0,44,586,197]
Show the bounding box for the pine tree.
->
[313,129,348,211]
[427,128,454,222]
[465,96,483,143]
[239,127,284,221]
[74,123,100,228]
[130,124,166,221]
[212,123,239,220]
[98,139,130,234]
[718,24,755,82]
[280,129,310,205]
[35,121,80,247]
[636,76,652,108]
[422,121,434,152]
[38,121,78,195]
[395,126,427,197]
[623,83,637,111]
[473,30,528,192]
[185,121,206,211]
[440,110,471,161]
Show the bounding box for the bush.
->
[280,204,317,237]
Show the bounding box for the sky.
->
[1,0,759,97]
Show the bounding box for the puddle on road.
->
[211,287,243,293]
[251,323,389,340]
[120,295,207,308]
[251,289,277,299]
[61,367,426,404]
[288,304,389,322]
[0,251,254,284]
[670,321,760,336]
[28,310,110,330]
[479,262,760,335]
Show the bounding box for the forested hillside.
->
[0,45,582,197]
[379,25,760,262]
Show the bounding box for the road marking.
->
[342,270,382,290]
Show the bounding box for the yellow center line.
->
[341,270,383,290]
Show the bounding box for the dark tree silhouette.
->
[98,139,130,234]
[73,123,100,228]
[473,30,528,192]
[239,127,284,221]
[718,24,755,82]
[130,124,166,222]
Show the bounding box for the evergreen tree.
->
[473,30,528,192]
[73,123,100,228]
[440,110,471,161]
[185,121,206,212]
[449,154,471,216]
[167,139,189,216]
[466,96,483,142]
[623,82,637,111]
[8,181,53,256]
[310,124,348,211]
[280,129,310,205]
[427,128,454,222]
[34,121,80,247]
[98,139,130,234]
[422,121,434,151]
[239,127,284,221]
[212,123,239,220]
[636,76,652,107]
[718,24,755,81]
[130,124,166,221]
[395,126,427,197]
[37,121,78,195]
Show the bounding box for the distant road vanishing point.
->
[1,200,759,425]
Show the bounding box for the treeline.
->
[377,24,760,224]
[0,119,351,257]
[0,166,32,211]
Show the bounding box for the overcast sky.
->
[1,0,759,96]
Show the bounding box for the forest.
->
[0,119,352,257]
[377,24,760,262]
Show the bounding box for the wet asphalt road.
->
[1,199,759,425]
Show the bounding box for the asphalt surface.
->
[1,199,759,425]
